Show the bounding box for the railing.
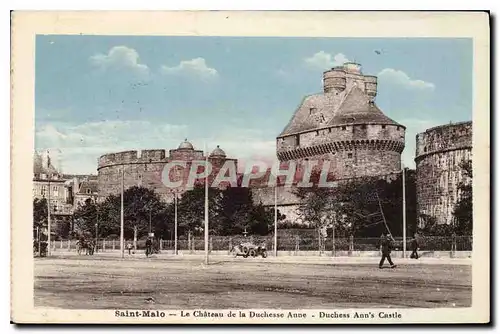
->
[46,235,472,254]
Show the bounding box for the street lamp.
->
[174,191,179,255]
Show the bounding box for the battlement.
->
[415,121,472,160]
[323,62,377,98]
[277,123,405,154]
[98,149,169,169]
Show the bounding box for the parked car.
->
[230,242,268,258]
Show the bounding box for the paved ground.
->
[34,254,471,310]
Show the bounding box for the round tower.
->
[323,68,346,94]
[415,121,472,226]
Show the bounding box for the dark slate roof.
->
[278,85,402,137]
[279,93,344,137]
[328,85,402,127]
[77,180,98,195]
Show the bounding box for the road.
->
[34,255,471,309]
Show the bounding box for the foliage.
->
[73,186,169,239]
[293,169,417,238]
[452,159,473,235]
[169,185,286,237]
[33,198,48,229]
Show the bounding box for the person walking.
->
[127,240,133,255]
[379,233,397,269]
[410,234,419,259]
[145,237,153,257]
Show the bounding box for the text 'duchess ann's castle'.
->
[33,62,472,230]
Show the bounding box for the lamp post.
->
[47,178,51,256]
[174,191,178,255]
[402,164,406,259]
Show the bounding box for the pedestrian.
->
[127,240,133,255]
[410,234,419,259]
[145,237,152,257]
[379,233,397,269]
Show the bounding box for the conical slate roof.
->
[328,85,401,126]
[278,84,402,137]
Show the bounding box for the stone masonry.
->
[415,121,472,226]
[97,140,237,203]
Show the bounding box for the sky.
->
[35,36,472,175]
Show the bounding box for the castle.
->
[253,62,407,221]
[35,61,472,235]
[97,140,237,202]
[415,121,472,226]
[93,62,406,225]
[276,62,405,177]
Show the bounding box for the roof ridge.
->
[278,94,316,137]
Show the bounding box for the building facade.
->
[415,121,472,226]
[33,151,99,237]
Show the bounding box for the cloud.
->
[89,46,149,76]
[34,120,277,174]
[35,120,188,174]
[161,58,218,80]
[304,51,350,70]
[378,68,435,91]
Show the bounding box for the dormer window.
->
[309,107,317,115]
[87,189,91,194]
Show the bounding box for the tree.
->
[73,198,98,237]
[33,198,48,240]
[452,159,473,235]
[33,198,48,229]
[74,186,170,240]
[215,187,285,236]
[293,170,418,238]
[168,185,222,237]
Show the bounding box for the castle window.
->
[347,153,353,158]
[361,124,366,129]
[342,126,346,131]
[87,189,91,194]
[316,131,319,136]
[309,107,316,114]
[381,125,386,129]
[328,128,332,133]
[424,146,427,152]
[295,135,300,146]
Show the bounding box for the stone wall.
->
[97,149,237,202]
[277,123,404,178]
[415,122,472,226]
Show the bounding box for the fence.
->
[47,235,472,254]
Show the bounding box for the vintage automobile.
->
[230,242,268,258]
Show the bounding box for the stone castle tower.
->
[97,139,237,202]
[415,121,472,226]
[276,62,406,179]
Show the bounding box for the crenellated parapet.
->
[277,139,405,161]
